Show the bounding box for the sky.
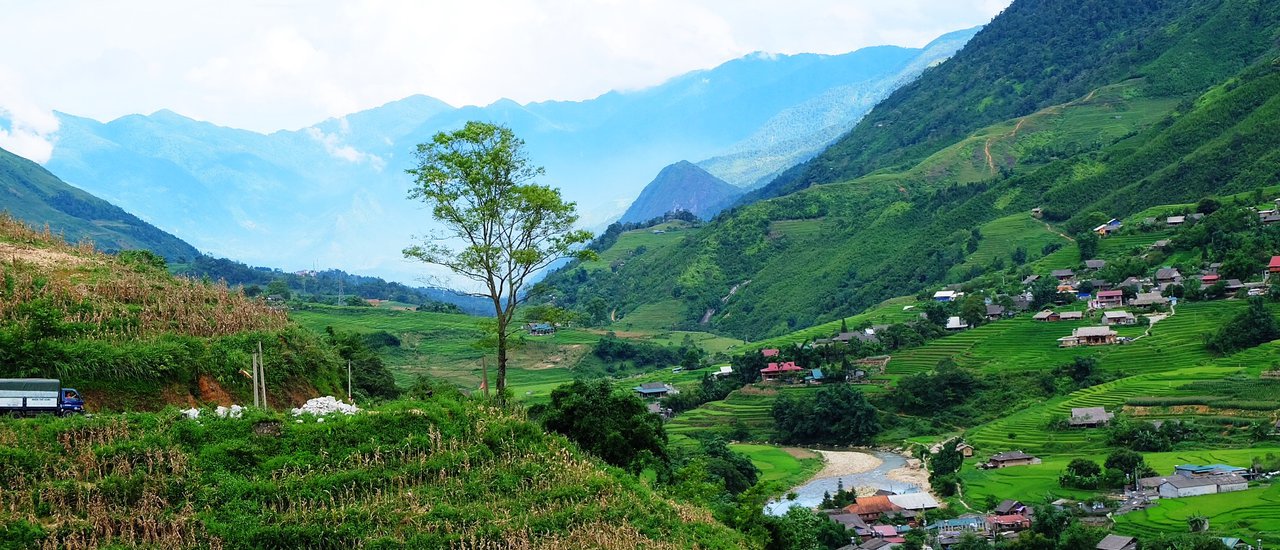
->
[0,0,1010,164]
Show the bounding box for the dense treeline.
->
[172,254,485,314]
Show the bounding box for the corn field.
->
[0,398,746,549]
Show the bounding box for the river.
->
[765,450,926,515]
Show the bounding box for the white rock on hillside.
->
[291,396,360,417]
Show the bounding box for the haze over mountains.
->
[24,27,978,285]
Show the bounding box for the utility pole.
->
[257,341,268,410]
[481,356,490,397]
[251,352,260,408]
[347,360,353,402]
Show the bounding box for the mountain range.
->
[25,28,978,285]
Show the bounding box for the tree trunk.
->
[496,332,508,405]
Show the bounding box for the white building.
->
[1157,474,1248,498]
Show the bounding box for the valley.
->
[4,0,1280,547]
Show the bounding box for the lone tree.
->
[404,121,592,403]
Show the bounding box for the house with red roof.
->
[762,348,780,358]
[1201,273,1221,285]
[1270,256,1280,274]
[843,495,901,522]
[760,361,804,382]
[1095,290,1124,308]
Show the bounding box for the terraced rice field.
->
[964,367,1238,455]
[950,214,1071,278]
[1114,483,1280,544]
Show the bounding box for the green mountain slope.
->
[754,0,1279,200]
[542,0,1280,341]
[0,146,200,261]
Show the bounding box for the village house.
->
[1174,464,1250,478]
[1201,273,1220,285]
[528,322,556,335]
[1052,269,1075,281]
[1225,279,1245,292]
[1166,215,1186,226]
[646,402,673,420]
[986,451,1041,468]
[1088,278,1111,290]
[1022,274,1040,286]
[1151,239,1172,250]
[1095,289,1125,308]
[986,304,1006,320]
[1033,310,1060,322]
[1085,259,1107,270]
[1131,291,1170,308]
[633,382,676,399]
[1270,256,1280,274]
[1069,407,1114,427]
[945,316,970,331]
[887,493,939,515]
[1058,311,1084,321]
[1156,473,1248,498]
[825,512,874,538]
[842,495,901,522]
[1155,267,1182,284]
[1059,326,1118,347]
[1097,535,1138,550]
[956,442,975,457]
[933,290,961,302]
[760,361,804,382]
[1102,310,1136,325]
[987,514,1031,533]
[762,348,780,358]
[710,365,735,378]
[994,500,1027,516]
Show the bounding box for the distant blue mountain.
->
[35,28,977,285]
[619,161,741,224]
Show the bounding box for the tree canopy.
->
[404,121,592,401]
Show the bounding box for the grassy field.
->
[289,304,600,401]
[730,444,824,491]
[580,221,697,272]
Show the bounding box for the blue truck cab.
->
[0,379,86,416]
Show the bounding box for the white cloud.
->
[305,126,386,170]
[0,66,59,163]
[0,1,1009,133]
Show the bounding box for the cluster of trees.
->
[1206,297,1280,354]
[322,327,401,400]
[1059,449,1156,490]
[175,255,479,314]
[1107,418,1204,452]
[591,332,702,374]
[772,385,880,445]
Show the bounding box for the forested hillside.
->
[541,0,1280,340]
[755,0,1275,200]
[0,146,199,261]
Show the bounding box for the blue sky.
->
[0,0,1009,162]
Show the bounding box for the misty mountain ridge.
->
[28,28,978,286]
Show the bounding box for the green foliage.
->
[1206,297,1280,354]
[534,379,668,474]
[404,121,593,401]
[771,385,879,445]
